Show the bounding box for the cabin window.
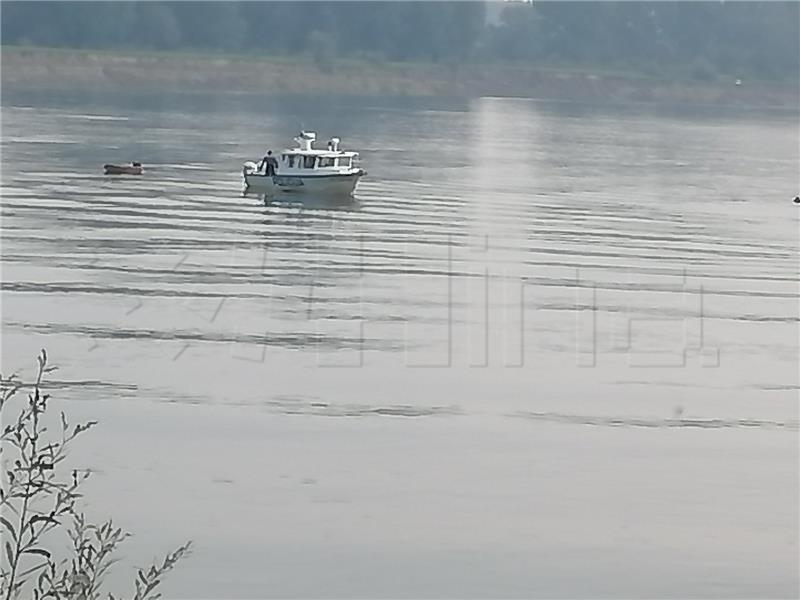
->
[303,156,316,169]
[318,157,335,168]
[285,155,295,168]
[337,157,351,168]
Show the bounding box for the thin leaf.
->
[17,560,48,580]
[5,540,14,566]
[0,515,17,543]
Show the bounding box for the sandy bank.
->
[2,47,798,108]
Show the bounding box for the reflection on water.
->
[1,90,798,598]
[251,191,362,212]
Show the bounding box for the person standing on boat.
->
[259,151,278,176]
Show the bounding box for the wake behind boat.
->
[243,131,365,196]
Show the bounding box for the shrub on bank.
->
[0,350,190,599]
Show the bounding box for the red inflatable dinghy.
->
[104,162,143,175]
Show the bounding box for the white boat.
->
[243,131,365,196]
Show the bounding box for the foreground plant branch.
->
[0,350,191,599]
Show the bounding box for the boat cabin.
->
[278,132,359,175]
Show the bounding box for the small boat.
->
[243,132,365,196]
[104,162,143,175]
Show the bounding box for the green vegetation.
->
[0,351,190,599]
[1,1,798,83]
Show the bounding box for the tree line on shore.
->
[1,1,797,81]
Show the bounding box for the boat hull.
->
[244,171,363,196]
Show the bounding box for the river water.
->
[1,89,798,598]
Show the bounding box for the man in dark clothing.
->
[259,150,279,176]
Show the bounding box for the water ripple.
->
[512,411,799,430]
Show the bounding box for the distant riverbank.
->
[3,46,798,108]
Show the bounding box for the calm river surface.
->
[1,89,798,598]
